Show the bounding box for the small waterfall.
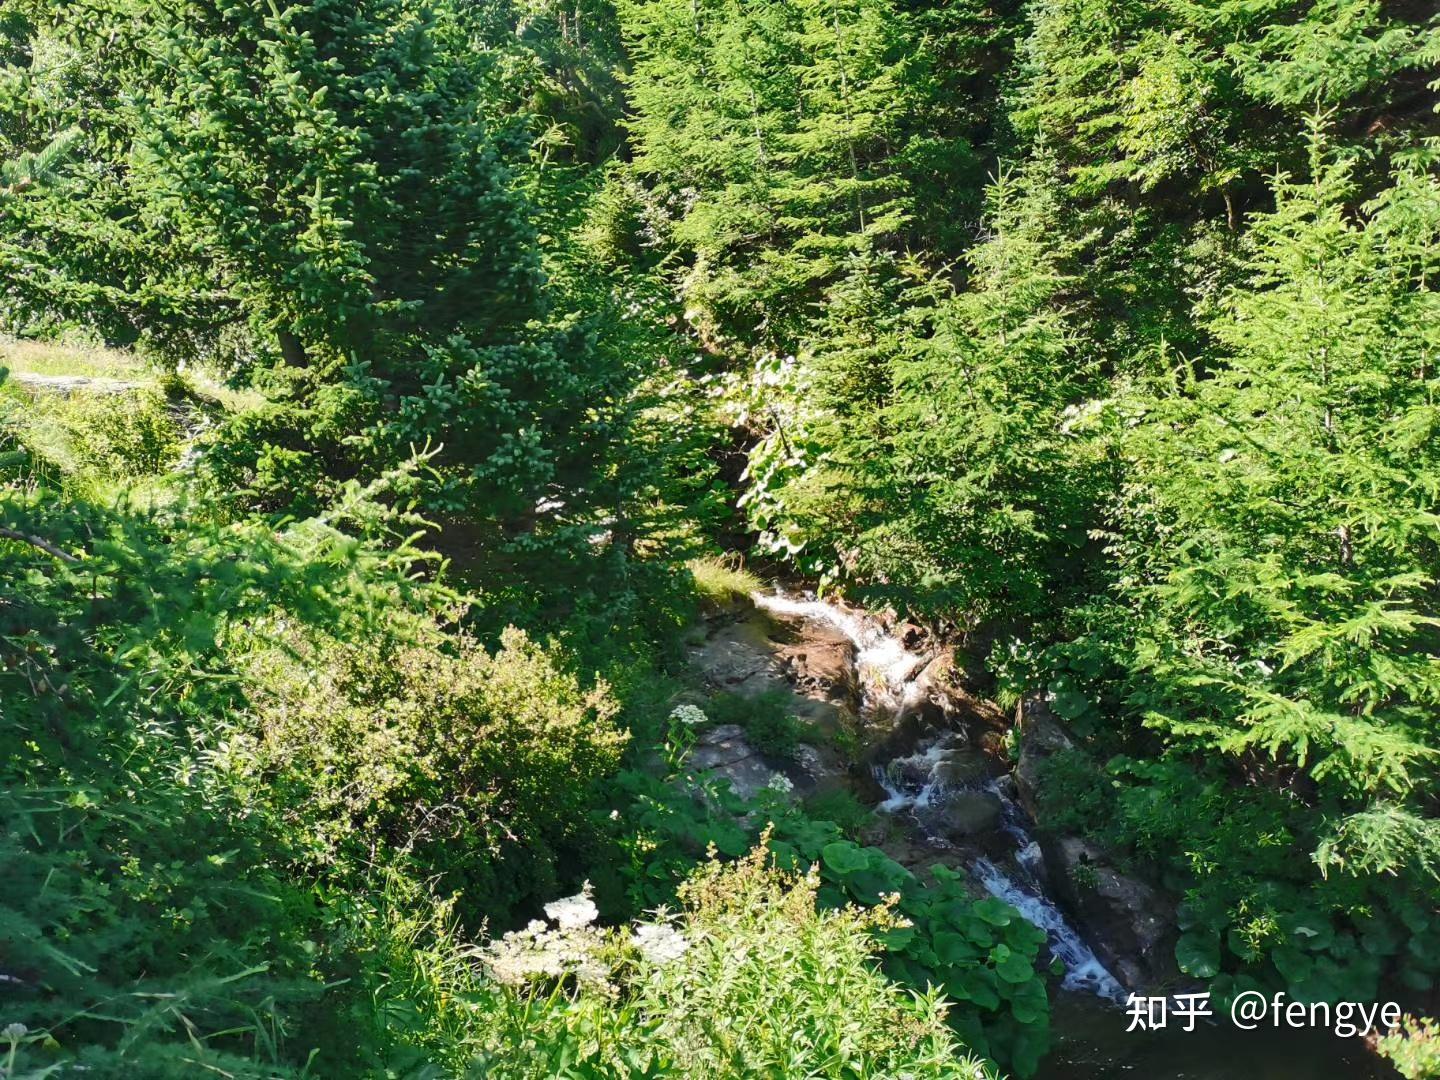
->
[755,588,1124,1002]
[751,591,931,719]
[971,856,1125,1000]
[873,731,1125,999]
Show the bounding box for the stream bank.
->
[683,585,1400,1079]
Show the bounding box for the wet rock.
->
[916,649,1008,728]
[864,708,934,764]
[768,620,858,702]
[1041,834,1178,993]
[882,752,935,792]
[934,748,992,788]
[1013,694,1076,821]
[791,742,855,797]
[779,633,856,701]
[937,790,1004,838]
[976,730,1010,759]
[991,773,1019,803]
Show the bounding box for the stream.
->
[754,590,1123,994]
[747,589,1398,1079]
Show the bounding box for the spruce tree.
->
[1118,125,1440,832]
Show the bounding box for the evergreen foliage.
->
[3,0,1440,1072]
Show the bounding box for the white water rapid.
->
[754,588,1125,1001]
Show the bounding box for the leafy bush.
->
[226,622,628,928]
[0,484,432,1075]
[770,823,1052,1076]
[1379,1015,1440,1080]
[605,744,1051,1075]
[473,844,990,1078]
[803,787,875,839]
[707,689,803,759]
[1054,754,1440,1007]
[1031,749,1117,836]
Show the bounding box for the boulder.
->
[881,751,935,793]
[1013,694,1076,821]
[864,708,934,765]
[686,614,793,700]
[688,723,781,801]
[771,622,858,704]
[937,790,1004,838]
[934,748,992,789]
[913,649,1008,730]
[1041,833,1178,993]
[791,742,854,797]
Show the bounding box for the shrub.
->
[1379,1015,1440,1080]
[0,486,426,1076]
[470,844,989,1078]
[606,761,1051,1074]
[1,383,182,485]
[1032,748,1116,837]
[226,622,629,928]
[708,689,803,759]
[747,704,803,759]
[803,787,875,839]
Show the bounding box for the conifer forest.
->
[1,0,1438,1076]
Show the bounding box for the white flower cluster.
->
[484,884,609,988]
[766,772,794,794]
[544,886,599,930]
[632,922,689,965]
[669,703,708,726]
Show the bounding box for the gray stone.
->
[1013,694,1076,821]
[688,724,783,802]
[938,790,1004,837]
[935,748,991,789]
[686,615,793,699]
[1041,834,1178,993]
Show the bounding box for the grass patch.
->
[0,335,147,381]
[687,554,762,608]
[0,335,265,413]
[1,381,184,488]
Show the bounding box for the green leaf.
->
[820,841,869,876]
[974,896,1015,927]
[996,950,1037,984]
[1176,930,1222,978]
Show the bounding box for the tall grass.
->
[687,554,762,608]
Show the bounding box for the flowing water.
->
[753,589,1124,997]
[749,588,1397,1079]
[871,731,1126,999]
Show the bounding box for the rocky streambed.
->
[685,586,1168,997]
[683,585,1397,1079]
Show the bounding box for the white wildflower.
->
[767,772,794,794]
[3,1022,27,1040]
[544,884,598,930]
[669,703,708,727]
[632,922,689,964]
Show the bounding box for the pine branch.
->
[0,527,81,564]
